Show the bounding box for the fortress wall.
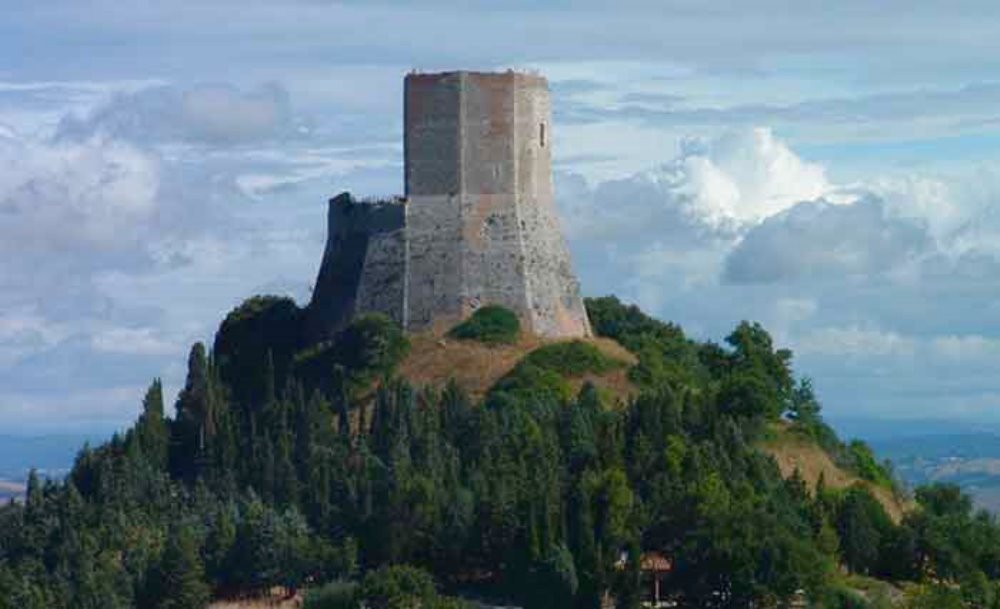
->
[512,75,592,337]
[355,226,407,327]
[396,70,591,337]
[461,72,516,195]
[405,194,465,331]
[307,194,406,338]
[404,73,466,331]
[405,73,462,196]
[457,74,531,324]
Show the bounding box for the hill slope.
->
[3,295,998,609]
[399,331,637,401]
[763,428,910,523]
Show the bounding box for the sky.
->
[5,1,1000,433]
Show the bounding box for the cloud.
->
[666,128,831,225]
[56,83,297,145]
[931,335,1000,360]
[0,134,159,263]
[723,196,930,284]
[90,327,180,356]
[796,325,917,358]
[564,128,830,240]
[562,127,836,310]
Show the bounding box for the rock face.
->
[307,70,591,339]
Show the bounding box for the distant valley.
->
[832,417,1000,511]
[0,433,104,500]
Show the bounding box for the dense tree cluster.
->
[1,296,999,608]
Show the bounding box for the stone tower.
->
[308,70,591,339]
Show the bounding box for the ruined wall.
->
[307,193,406,339]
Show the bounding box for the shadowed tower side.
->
[404,70,591,337]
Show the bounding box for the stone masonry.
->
[307,70,591,339]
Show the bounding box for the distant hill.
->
[867,431,1000,512]
[0,433,101,481]
[0,479,24,502]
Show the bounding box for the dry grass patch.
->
[398,330,636,402]
[763,432,911,523]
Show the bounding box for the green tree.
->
[135,379,170,471]
[146,526,210,609]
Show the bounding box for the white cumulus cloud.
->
[0,134,159,255]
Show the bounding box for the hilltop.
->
[1,294,998,609]
[399,331,636,403]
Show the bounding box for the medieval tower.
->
[308,70,591,339]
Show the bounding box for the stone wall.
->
[403,70,590,338]
[307,193,406,339]
[309,70,591,340]
[512,74,592,337]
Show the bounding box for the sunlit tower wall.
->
[403,70,591,337]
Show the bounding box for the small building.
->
[639,552,674,609]
[607,551,676,609]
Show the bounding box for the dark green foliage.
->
[214,296,304,409]
[520,340,622,376]
[354,565,467,608]
[847,440,893,487]
[814,586,871,608]
[143,526,211,609]
[5,295,1000,608]
[359,565,438,609]
[585,296,704,388]
[835,486,893,575]
[490,363,573,404]
[489,340,622,404]
[294,314,410,397]
[448,305,521,345]
[304,581,359,609]
[134,379,169,471]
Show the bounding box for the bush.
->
[585,295,706,388]
[815,585,870,609]
[520,340,622,377]
[490,363,573,405]
[359,565,467,609]
[488,341,622,405]
[294,314,410,397]
[304,581,359,609]
[449,305,520,345]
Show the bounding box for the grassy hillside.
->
[399,331,636,402]
[762,425,910,523]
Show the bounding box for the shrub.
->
[359,565,467,609]
[520,340,622,377]
[304,581,359,609]
[815,585,870,609]
[293,314,410,397]
[490,363,573,405]
[449,305,520,345]
[489,341,623,404]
